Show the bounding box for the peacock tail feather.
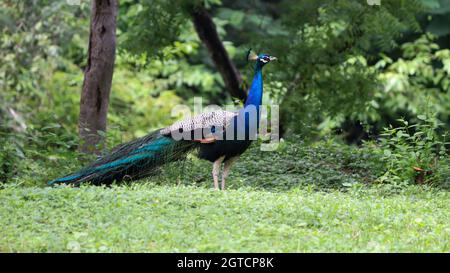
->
[48,130,198,186]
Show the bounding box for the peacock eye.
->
[260,56,270,63]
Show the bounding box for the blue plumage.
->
[244,59,264,108]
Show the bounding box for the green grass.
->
[1,184,449,252]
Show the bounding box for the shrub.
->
[372,115,449,188]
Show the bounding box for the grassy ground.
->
[1,140,449,252]
[1,184,449,252]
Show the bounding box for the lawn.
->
[1,184,448,252]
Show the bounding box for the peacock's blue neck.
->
[236,62,264,136]
[244,64,263,109]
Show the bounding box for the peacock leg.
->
[212,156,225,190]
[221,156,238,190]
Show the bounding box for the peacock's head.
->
[247,50,277,67]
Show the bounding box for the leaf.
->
[417,115,427,120]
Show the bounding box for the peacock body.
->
[49,52,276,189]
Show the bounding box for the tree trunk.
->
[189,7,247,102]
[79,0,118,154]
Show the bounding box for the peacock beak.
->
[269,56,277,61]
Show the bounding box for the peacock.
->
[49,51,276,190]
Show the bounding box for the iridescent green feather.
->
[49,130,198,186]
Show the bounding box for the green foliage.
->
[267,0,425,136]
[109,56,184,139]
[118,0,221,58]
[118,0,186,56]
[371,116,450,188]
[0,0,89,105]
[0,1,89,182]
[370,34,450,131]
[0,133,24,182]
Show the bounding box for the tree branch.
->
[189,6,247,101]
